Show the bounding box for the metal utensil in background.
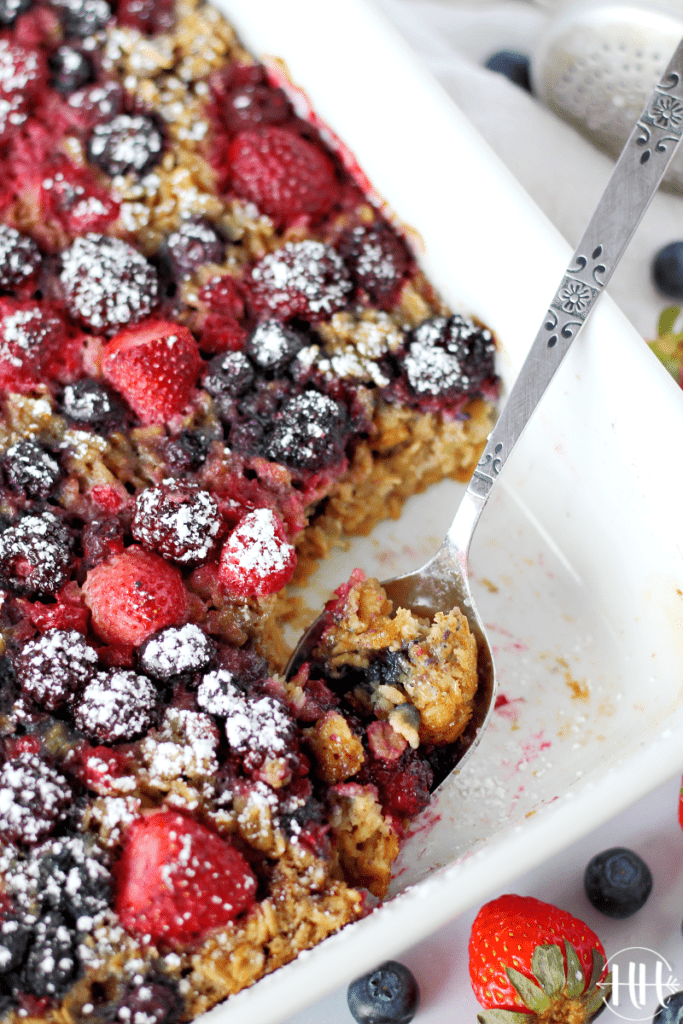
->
[287,30,683,787]
[533,1,683,193]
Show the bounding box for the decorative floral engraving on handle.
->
[636,74,683,164]
[544,245,606,348]
[470,442,504,499]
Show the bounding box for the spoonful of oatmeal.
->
[286,34,683,789]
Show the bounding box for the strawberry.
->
[225,125,340,227]
[101,319,202,425]
[115,810,257,941]
[82,546,187,646]
[468,894,611,1023]
[217,507,296,598]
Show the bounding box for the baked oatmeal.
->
[0,0,500,1020]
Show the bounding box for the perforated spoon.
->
[286,34,683,783]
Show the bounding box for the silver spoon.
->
[287,34,683,784]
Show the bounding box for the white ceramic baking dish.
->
[200,1,683,1020]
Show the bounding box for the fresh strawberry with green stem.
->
[648,306,683,387]
[101,319,202,425]
[469,894,611,1023]
[115,810,257,941]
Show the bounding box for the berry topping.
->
[583,847,653,919]
[250,240,353,320]
[195,667,241,716]
[0,225,42,293]
[138,623,215,681]
[131,481,221,564]
[60,234,160,334]
[88,113,164,178]
[0,40,46,139]
[0,915,31,973]
[116,0,173,32]
[218,508,296,598]
[0,300,67,392]
[38,835,112,923]
[347,961,420,1024]
[264,390,347,470]
[340,222,411,308]
[3,440,61,500]
[221,689,293,760]
[67,80,123,128]
[245,319,304,374]
[61,378,125,431]
[403,315,495,398]
[469,894,610,1022]
[115,980,181,1024]
[115,810,258,941]
[57,0,111,36]
[0,753,70,844]
[163,217,225,280]
[211,65,290,134]
[74,668,158,742]
[82,547,187,646]
[164,430,211,473]
[203,351,255,409]
[81,516,124,569]
[15,628,97,711]
[101,319,202,425]
[0,512,73,597]
[23,911,76,998]
[0,0,31,25]
[484,50,532,91]
[48,45,94,94]
[226,126,340,227]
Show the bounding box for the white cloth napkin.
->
[374,0,683,340]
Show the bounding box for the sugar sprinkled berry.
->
[218,507,296,598]
[250,239,352,320]
[0,753,71,844]
[0,512,73,596]
[88,113,164,178]
[0,225,42,292]
[131,481,221,564]
[264,390,347,470]
[15,628,97,711]
[3,439,61,500]
[138,623,215,681]
[74,668,158,743]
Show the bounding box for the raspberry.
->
[3,439,61,500]
[210,64,290,134]
[249,240,352,320]
[0,299,67,392]
[162,217,225,280]
[56,0,111,36]
[131,481,221,564]
[74,668,158,743]
[0,225,42,294]
[197,313,248,355]
[115,810,257,941]
[0,512,73,597]
[339,222,411,308]
[61,378,125,432]
[40,161,120,239]
[101,319,202,425]
[0,753,70,844]
[0,40,46,140]
[48,45,93,94]
[218,508,296,598]
[82,546,187,646]
[87,113,164,177]
[66,80,123,131]
[116,0,174,33]
[138,623,215,682]
[14,627,97,711]
[60,234,159,334]
[226,126,340,226]
[403,315,496,398]
[197,274,245,318]
[245,319,304,374]
[264,390,347,470]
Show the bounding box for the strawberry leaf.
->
[563,940,585,998]
[531,943,565,997]
[505,966,551,1013]
[477,1011,534,1024]
[658,305,682,337]
[589,948,607,992]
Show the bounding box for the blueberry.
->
[654,991,683,1022]
[484,50,531,91]
[162,217,225,280]
[48,45,94,94]
[347,961,419,1024]
[245,319,304,374]
[584,846,653,918]
[61,378,125,433]
[88,113,164,177]
[652,242,683,299]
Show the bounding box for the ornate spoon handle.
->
[448,35,683,552]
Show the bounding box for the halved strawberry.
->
[115,810,257,941]
[82,546,187,646]
[217,507,296,598]
[101,319,202,425]
[469,894,611,1023]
